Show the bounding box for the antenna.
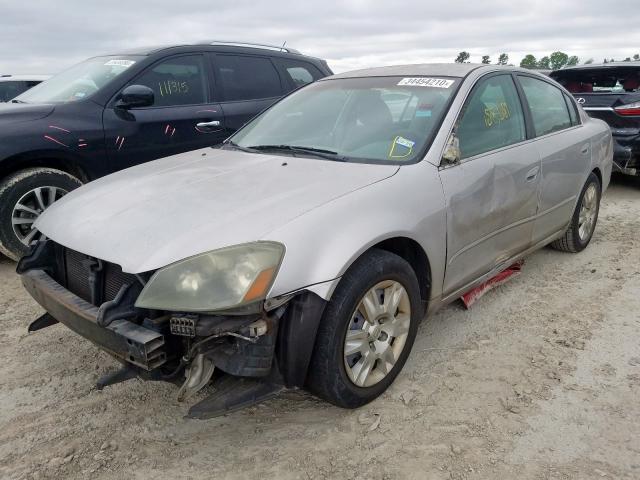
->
[281,41,287,52]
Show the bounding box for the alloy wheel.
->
[11,186,67,245]
[578,183,598,242]
[343,280,411,388]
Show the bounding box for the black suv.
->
[550,63,640,178]
[0,42,332,260]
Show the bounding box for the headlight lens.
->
[135,242,284,312]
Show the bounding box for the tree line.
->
[454,51,640,70]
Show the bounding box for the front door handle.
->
[196,120,221,129]
[525,166,540,182]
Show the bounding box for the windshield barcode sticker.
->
[104,59,136,67]
[397,77,454,88]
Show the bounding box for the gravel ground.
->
[0,176,639,480]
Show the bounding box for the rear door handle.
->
[581,144,590,155]
[196,120,221,128]
[525,166,540,182]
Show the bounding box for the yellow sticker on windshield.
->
[389,136,415,158]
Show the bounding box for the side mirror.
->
[442,132,461,166]
[116,85,154,109]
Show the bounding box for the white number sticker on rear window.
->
[397,77,454,88]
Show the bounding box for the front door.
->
[439,73,541,295]
[103,54,227,172]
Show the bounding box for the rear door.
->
[210,54,285,134]
[516,75,590,242]
[103,54,226,171]
[440,73,541,295]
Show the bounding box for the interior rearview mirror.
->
[442,132,461,166]
[116,85,154,109]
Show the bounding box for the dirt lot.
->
[1,176,639,480]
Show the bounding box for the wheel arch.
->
[0,151,90,183]
[369,236,432,314]
[591,166,602,187]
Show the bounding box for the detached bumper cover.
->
[21,270,166,370]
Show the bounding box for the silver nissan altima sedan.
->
[19,63,613,418]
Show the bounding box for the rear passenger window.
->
[518,76,572,136]
[133,55,207,107]
[456,74,526,159]
[276,59,324,91]
[216,55,282,101]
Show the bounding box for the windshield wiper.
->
[248,145,347,161]
[222,140,259,153]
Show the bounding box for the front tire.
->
[0,168,82,261]
[307,249,421,408]
[550,172,601,253]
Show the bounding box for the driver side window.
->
[457,74,526,160]
[132,55,207,107]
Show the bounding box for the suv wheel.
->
[307,249,421,408]
[0,168,82,260]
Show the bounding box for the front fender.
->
[264,161,447,302]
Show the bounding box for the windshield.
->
[231,75,460,163]
[15,55,142,103]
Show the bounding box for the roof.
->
[327,63,530,79]
[111,41,302,57]
[0,74,50,82]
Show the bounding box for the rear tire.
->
[0,168,82,261]
[307,249,421,408]
[550,172,601,253]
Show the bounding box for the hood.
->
[36,148,399,273]
[0,102,55,124]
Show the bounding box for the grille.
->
[63,248,138,306]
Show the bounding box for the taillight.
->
[614,102,640,116]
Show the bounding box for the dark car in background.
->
[0,41,332,260]
[0,75,50,102]
[551,63,640,177]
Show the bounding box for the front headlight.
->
[135,242,284,313]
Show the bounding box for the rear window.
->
[216,55,282,101]
[551,66,640,93]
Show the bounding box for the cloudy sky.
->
[2,0,640,75]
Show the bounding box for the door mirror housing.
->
[442,132,461,166]
[116,85,154,109]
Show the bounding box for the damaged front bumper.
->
[18,241,328,418]
[22,270,166,370]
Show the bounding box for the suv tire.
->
[0,167,82,260]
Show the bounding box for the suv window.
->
[457,74,526,159]
[0,81,28,102]
[276,59,324,90]
[518,76,572,136]
[134,55,207,107]
[216,55,282,101]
